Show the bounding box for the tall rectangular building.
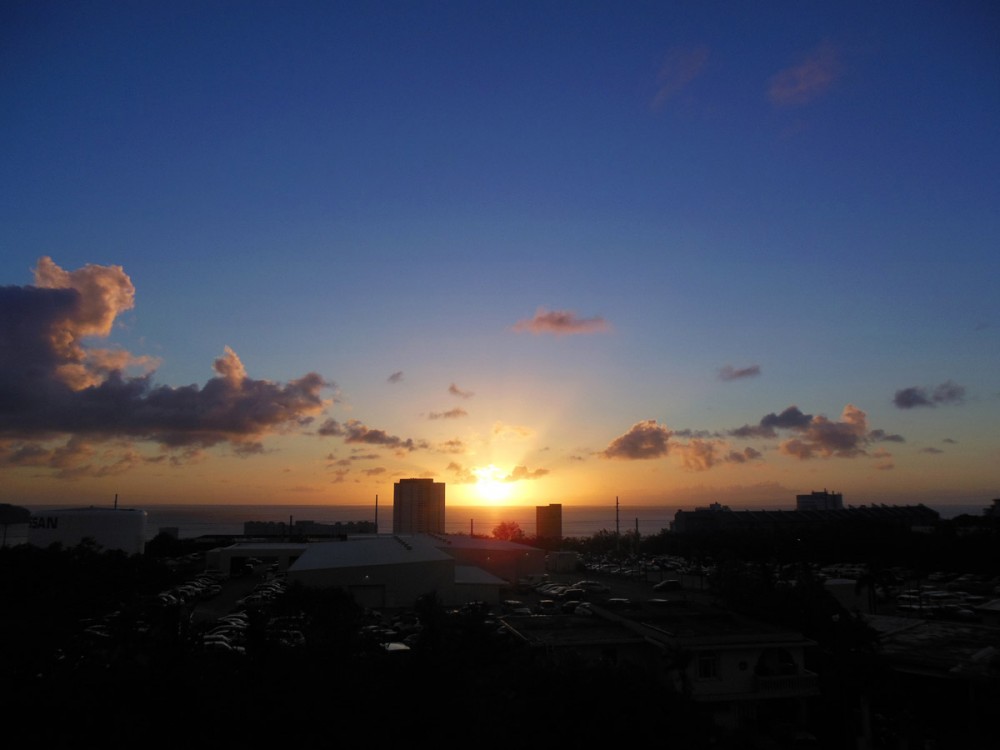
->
[536,503,563,541]
[393,478,446,534]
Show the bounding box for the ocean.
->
[141,503,681,541]
[11,501,989,543]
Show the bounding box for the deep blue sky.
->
[2,1,998,508]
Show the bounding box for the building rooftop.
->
[865,614,1000,679]
[289,534,454,572]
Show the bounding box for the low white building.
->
[28,507,147,555]
[206,533,544,609]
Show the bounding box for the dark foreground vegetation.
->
[0,539,708,745]
[2,510,998,747]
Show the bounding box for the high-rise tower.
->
[536,503,563,541]
[392,478,446,534]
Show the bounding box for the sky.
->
[2,1,998,510]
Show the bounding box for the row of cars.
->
[157,571,224,606]
[523,579,617,616]
[199,577,300,654]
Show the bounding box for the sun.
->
[473,464,513,504]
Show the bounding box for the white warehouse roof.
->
[291,534,454,572]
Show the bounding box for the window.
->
[698,651,720,679]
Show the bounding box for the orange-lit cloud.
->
[512,307,610,336]
[446,461,476,484]
[779,404,869,459]
[673,440,763,471]
[504,465,549,482]
[601,420,671,460]
[768,41,841,106]
[493,422,535,440]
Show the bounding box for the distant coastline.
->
[9,500,990,542]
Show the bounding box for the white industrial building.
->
[27,507,147,555]
[206,532,546,609]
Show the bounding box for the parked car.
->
[653,579,682,591]
[572,580,611,594]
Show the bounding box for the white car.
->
[572,581,611,594]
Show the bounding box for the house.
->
[501,598,819,734]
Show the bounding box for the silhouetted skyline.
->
[2,2,997,508]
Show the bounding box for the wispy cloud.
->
[446,461,476,484]
[869,429,905,443]
[318,418,427,453]
[768,41,841,106]
[651,45,709,109]
[719,364,761,381]
[428,408,468,420]
[504,465,549,482]
[512,307,610,336]
[387,371,404,384]
[493,422,535,440]
[893,380,966,409]
[449,383,474,398]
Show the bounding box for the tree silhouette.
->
[491,520,525,541]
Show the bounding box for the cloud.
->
[493,422,535,440]
[869,429,905,443]
[768,41,841,106]
[672,440,763,472]
[512,307,610,336]
[428,408,468,420]
[730,405,813,439]
[0,435,159,478]
[719,364,761,381]
[920,447,945,454]
[387,371,403,384]
[651,45,709,109]
[0,259,331,464]
[729,446,762,463]
[317,418,427,452]
[727,403,899,463]
[893,380,966,409]
[446,461,476,484]
[778,404,869,460]
[448,383,474,398]
[504,465,550,482]
[601,420,671,460]
[437,438,466,454]
[675,439,719,471]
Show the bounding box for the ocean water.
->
[137,503,683,541]
[10,501,987,543]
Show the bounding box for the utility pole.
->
[615,496,620,556]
